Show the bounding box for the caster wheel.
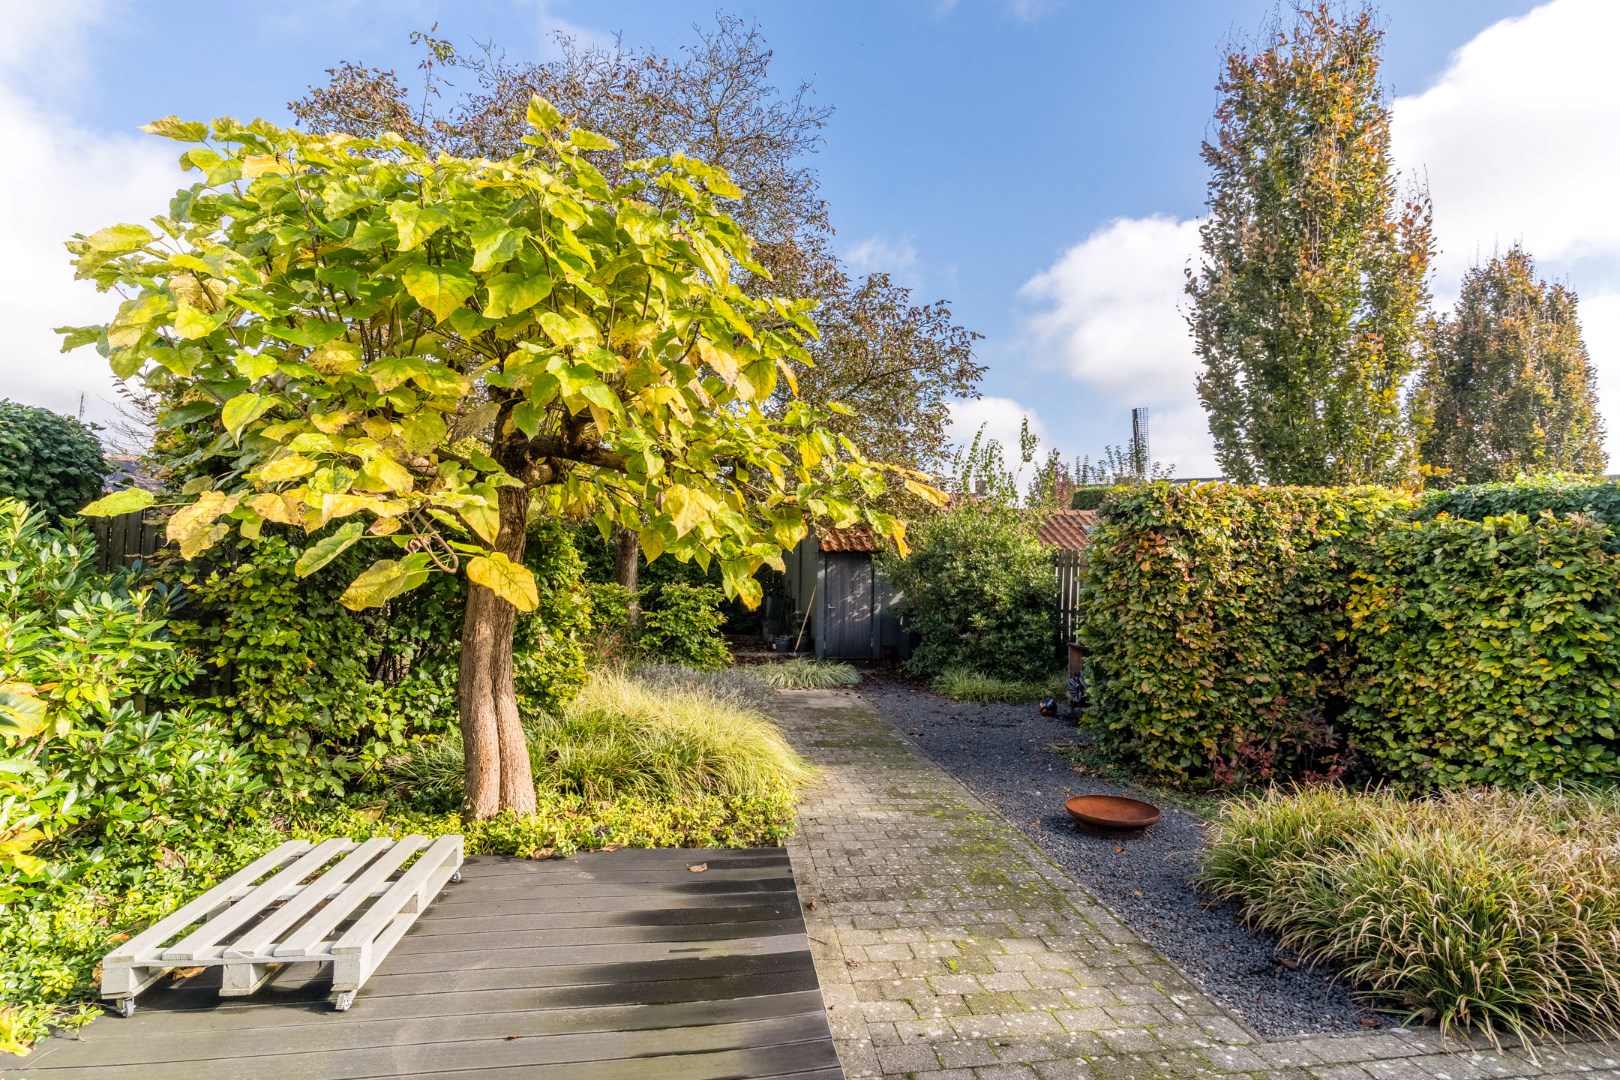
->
[115,998,136,1018]
[450,869,463,884]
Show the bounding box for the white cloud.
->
[1391,0,1620,466]
[947,395,1045,455]
[1016,215,1217,475]
[846,234,920,283]
[0,3,182,429]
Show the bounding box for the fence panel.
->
[1055,549,1085,643]
[91,510,165,574]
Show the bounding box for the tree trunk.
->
[459,484,539,820]
[611,525,642,627]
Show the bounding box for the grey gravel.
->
[857,674,1379,1039]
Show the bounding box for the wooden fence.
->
[1056,549,1085,643]
[90,511,165,574]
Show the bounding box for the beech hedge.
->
[1080,480,1620,788]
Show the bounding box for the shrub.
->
[757,658,861,689]
[1080,483,1409,782]
[637,582,730,670]
[1346,512,1620,788]
[879,504,1057,680]
[390,668,812,805]
[170,519,591,798]
[0,500,254,899]
[0,401,106,522]
[933,668,1064,704]
[1201,786,1620,1046]
[1416,474,1620,537]
[1070,486,1114,511]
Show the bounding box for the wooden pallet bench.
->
[101,834,464,1015]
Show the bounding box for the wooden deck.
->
[13,847,843,1079]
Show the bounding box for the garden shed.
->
[783,527,911,660]
[783,510,1099,660]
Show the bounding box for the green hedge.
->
[1079,484,1408,782]
[1081,480,1620,788]
[1348,512,1620,787]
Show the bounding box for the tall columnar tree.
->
[1187,3,1434,485]
[1415,246,1606,483]
[67,106,933,818]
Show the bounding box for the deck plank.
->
[12,847,842,1079]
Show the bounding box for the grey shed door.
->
[823,555,874,658]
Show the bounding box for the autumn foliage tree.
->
[1187,3,1433,485]
[67,104,929,818]
[1415,246,1606,483]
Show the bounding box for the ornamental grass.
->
[756,658,862,690]
[1200,786,1620,1048]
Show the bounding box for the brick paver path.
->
[774,689,1619,1080]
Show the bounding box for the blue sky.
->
[5,0,1616,475]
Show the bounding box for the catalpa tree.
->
[68,100,935,817]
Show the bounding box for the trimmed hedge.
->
[1082,480,1620,788]
[1078,484,1409,782]
[1348,512,1620,787]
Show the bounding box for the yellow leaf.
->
[248,493,298,524]
[467,553,539,612]
[258,454,318,483]
[461,499,500,545]
[166,491,237,545]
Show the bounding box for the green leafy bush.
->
[170,519,591,798]
[0,500,254,899]
[391,668,811,806]
[1416,474,1620,537]
[1201,786,1620,1046]
[638,582,730,670]
[933,668,1064,704]
[879,504,1057,681]
[757,658,860,689]
[1347,512,1620,787]
[0,401,106,522]
[1070,486,1114,511]
[1080,483,1409,782]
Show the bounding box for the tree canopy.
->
[1415,246,1606,484]
[67,104,934,816]
[1187,3,1433,485]
[0,400,107,521]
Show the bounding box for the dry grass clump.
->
[1200,786,1620,1047]
[756,658,861,689]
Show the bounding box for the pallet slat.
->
[101,835,462,1014]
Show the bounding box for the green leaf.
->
[56,325,103,352]
[470,221,523,272]
[295,522,365,577]
[568,129,619,152]
[485,271,552,319]
[339,558,415,610]
[0,687,48,740]
[80,488,155,517]
[467,553,539,612]
[402,263,477,322]
[142,116,209,142]
[84,224,154,255]
[389,203,454,251]
[221,393,273,438]
[526,95,562,131]
[461,499,501,545]
[173,302,222,340]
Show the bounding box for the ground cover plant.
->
[1201,785,1620,1046]
[756,657,860,689]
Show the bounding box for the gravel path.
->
[856,674,1374,1039]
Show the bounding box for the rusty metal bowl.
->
[1065,794,1161,830]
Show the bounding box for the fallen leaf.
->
[1132,890,1143,897]
[1360,1016,1382,1028]
[504,1035,523,1041]
[174,967,206,979]
[806,899,818,911]
[687,862,708,873]
[1113,846,1124,853]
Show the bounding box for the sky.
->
[3,0,1617,477]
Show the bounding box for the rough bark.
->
[611,525,642,627]
[459,484,539,819]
